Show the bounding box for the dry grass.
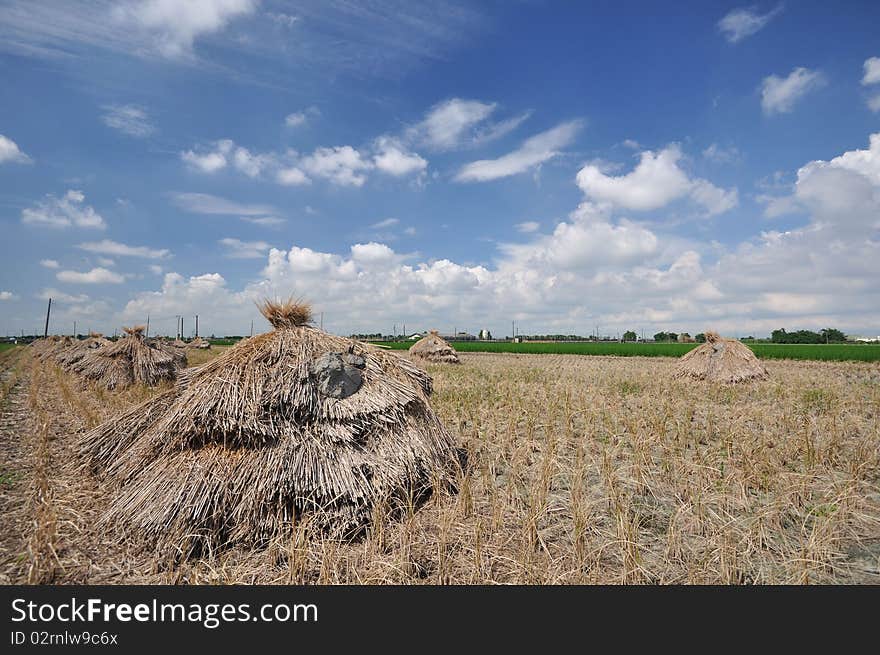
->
[1,349,878,584]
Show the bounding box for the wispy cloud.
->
[219,238,272,259]
[101,104,156,137]
[761,67,825,115]
[77,239,170,259]
[170,192,278,217]
[718,5,783,43]
[371,218,400,229]
[56,267,124,284]
[455,120,583,182]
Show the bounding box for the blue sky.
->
[1,0,879,338]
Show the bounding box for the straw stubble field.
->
[1,345,878,584]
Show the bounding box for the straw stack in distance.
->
[409,330,460,364]
[74,325,184,390]
[673,330,769,384]
[79,299,461,558]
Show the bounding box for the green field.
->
[370,340,880,362]
[0,343,18,353]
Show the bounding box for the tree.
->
[667,332,678,342]
[623,330,637,342]
[653,332,668,342]
[820,328,846,343]
[695,333,706,343]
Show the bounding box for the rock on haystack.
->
[409,330,460,364]
[55,332,111,371]
[673,331,768,384]
[187,336,211,349]
[75,326,182,390]
[79,300,460,557]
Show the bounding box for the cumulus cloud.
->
[761,67,825,115]
[40,259,60,269]
[219,237,271,258]
[77,239,170,259]
[717,5,782,43]
[101,104,156,137]
[372,137,428,177]
[21,190,106,229]
[275,166,311,186]
[300,146,372,187]
[0,134,31,164]
[181,139,273,176]
[455,120,582,182]
[56,267,124,284]
[576,144,738,216]
[862,57,880,86]
[0,291,16,301]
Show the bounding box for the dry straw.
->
[79,299,460,558]
[673,331,768,384]
[187,336,211,350]
[54,332,111,371]
[409,330,460,364]
[74,326,183,390]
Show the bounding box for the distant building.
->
[677,333,695,343]
[853,335,880,343]
[479,329,492,340]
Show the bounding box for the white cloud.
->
[100,104,156,137]
[114,0,257,59]
[403,227,416,236]
[219,237,271,259]
[410,98,496,150]
[285,106,318,127]
[515,221,540,233]
[267,12,298,28]
[77,239,170,259]
[868,94,880,113]
[170,192,278,217]
[149,265,164,275]
[57,267,124,284]
[0,291,16,301]
[371,218,399,229]
[38,288,90,304]
[40,259,60,269]
[96,257,115,267]
[0,134,31,164]
[576,144,738,216]
[181,143,229,173]
[373,137,428,176]
[301,146,372,187]
[718,5,782,43]
[241,215,286,226]
[862,57,880,85]
[761,67,825,115]
[276,166,311,186]
[21,189,106,229]
[232,145,272,177]
[455,120,582,182]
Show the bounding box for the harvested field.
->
[1,347,878,584]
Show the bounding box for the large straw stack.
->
[187,336,211,349]
[673,331,768,384]
[79,300,460,557]
[75,326,182,390]
[408,330,460,364]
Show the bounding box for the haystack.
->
[79,300,460,557]
[409,330,460,364]
[55,332,111,371]
[187,336,211,349]
[147,338,188,370]
[172,338,187,348]
[673,331,768,384]
[75,326,182,390]
[31,335,74,362]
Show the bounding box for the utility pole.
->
[43,298,52,337]
[73,321,77,337]
[250,320,254,338]
[176,315,181,339]
[195,315,199,338]
[320,312,324,330]
[146,315,150,338]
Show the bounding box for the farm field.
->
[373,340,880,362]
[1,345,878,584]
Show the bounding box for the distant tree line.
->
[771,328,847,344]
